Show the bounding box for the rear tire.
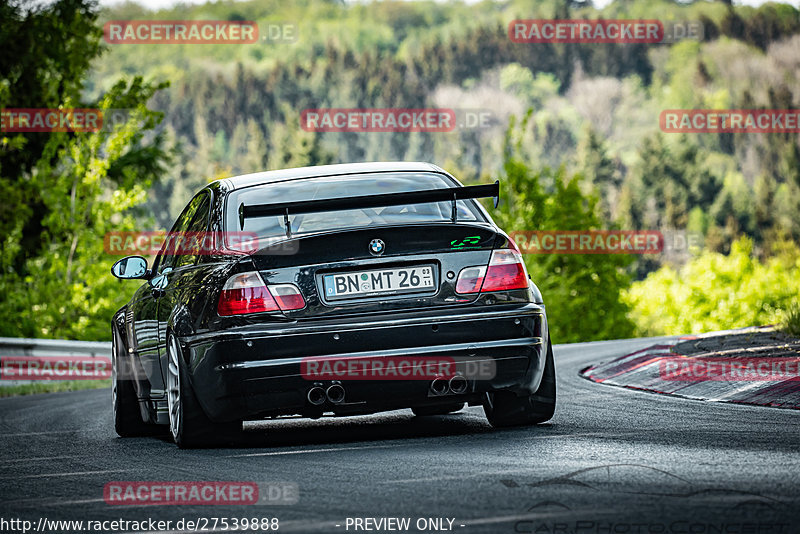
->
[167,333,241,448]
[484,337,556,428]
[113,331,162,437]
[412,403,464,417]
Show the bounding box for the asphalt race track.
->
[2,336,799,533]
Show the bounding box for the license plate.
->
[323,266,435,300]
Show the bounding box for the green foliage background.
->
[624,238,800,336]
[1,0,173,340]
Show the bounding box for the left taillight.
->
[455,248,529,294]
[217,272,305,316]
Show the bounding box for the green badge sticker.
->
[451,236,482,249]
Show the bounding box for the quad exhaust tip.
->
[326,382,346,404]
[449,375,468,395]
[430,375,469,396]
[430,377,449,396]
[307,386,326,406]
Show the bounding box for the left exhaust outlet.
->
[307,386,326,406]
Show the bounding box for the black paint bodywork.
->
[111,162,549,426]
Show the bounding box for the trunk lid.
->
[243,223,498,319]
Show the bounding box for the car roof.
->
[216,161,449,191]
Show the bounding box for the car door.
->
[152,191,212,381]
[125,279,166,398]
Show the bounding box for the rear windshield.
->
[225,172,484,243]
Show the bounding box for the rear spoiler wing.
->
[238,180,500,236]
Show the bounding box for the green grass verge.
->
[0,379,110,398]
[782,302,800,338]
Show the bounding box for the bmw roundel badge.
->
[369,238,385,256]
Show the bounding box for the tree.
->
[1,0,104,269]
[575,127,622,221]
[624,237,800,336]
[267,107,334,170]
[492,114,636,343]
[0,0,171,340]
[626,135,720,230]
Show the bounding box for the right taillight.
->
[455,249,529,294]
[217,272,305,316]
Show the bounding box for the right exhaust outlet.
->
[449,375,468,395]
[326,382,346,404]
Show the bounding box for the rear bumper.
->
[180,304,548,422]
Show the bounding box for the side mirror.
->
[111,256,150,280]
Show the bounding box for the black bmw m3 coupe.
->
[110,162,555,447]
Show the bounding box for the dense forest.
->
[2,0,799,341]
[90,0,800,258]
